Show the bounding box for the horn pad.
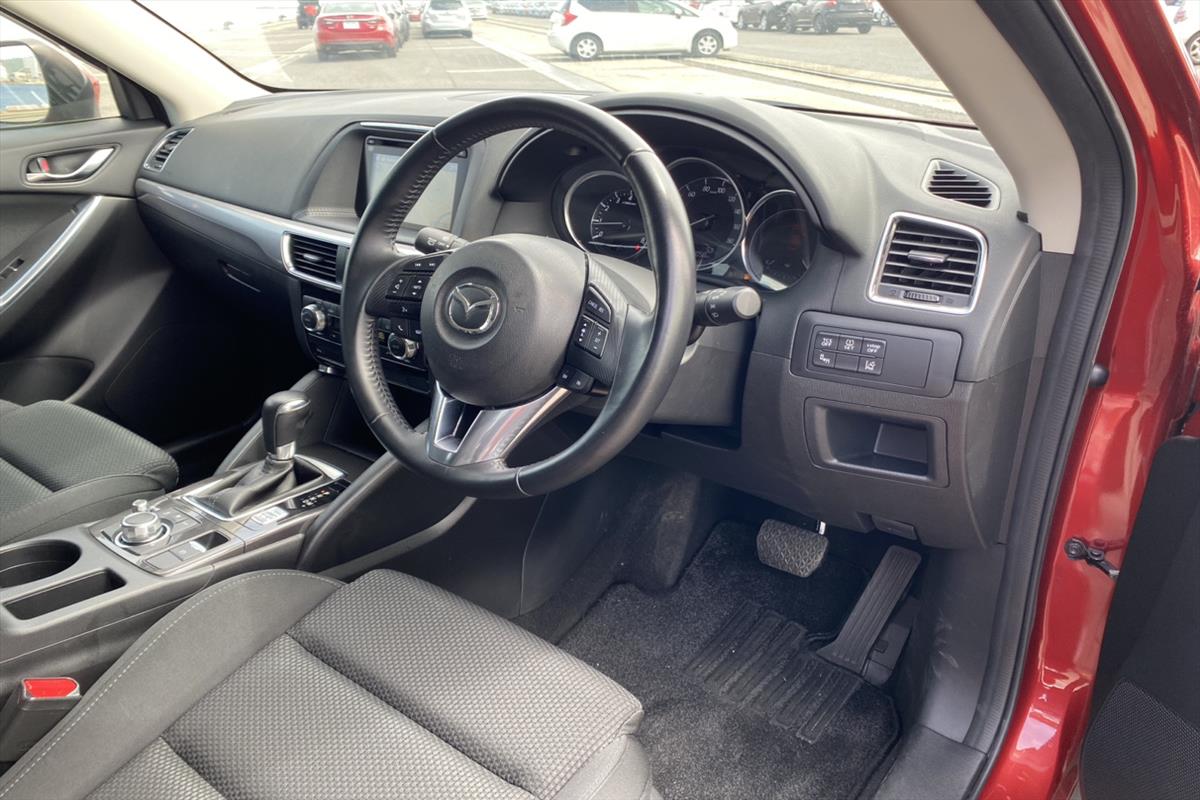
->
[420,234,588,407]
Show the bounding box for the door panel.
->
[0,118,165,197]
[1079,436,1200,800]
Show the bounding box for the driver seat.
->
[0,570,658,800]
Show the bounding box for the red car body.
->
[982,1,1200,798]
[315,10,399,53]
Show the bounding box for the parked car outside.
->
[316,1,404,58]
[422,0,474,36]
[297,0,320,28]
[1167,0,1200,65]
[692,0,747,22]
[735,0,791,30]
[786,0,873,34]
[548,0,738,60]
[873,4,894,27]
[466,0,490,18]
[381,1,413,41]
[407,0,428,21]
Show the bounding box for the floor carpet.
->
[560,522,899,800]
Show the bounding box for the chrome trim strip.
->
[866,211,988,316]
[0,196,102,312]
[137,179,420,292]
[25,147,116,185]
[360,121,432,135]
[922,159,1000,211]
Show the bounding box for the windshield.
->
[140,0,971,125]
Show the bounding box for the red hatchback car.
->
[316,0,404,60]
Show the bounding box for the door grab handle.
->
[25,147,116,184]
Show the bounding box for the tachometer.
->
[588,188,648,261]
[563,171,648,262]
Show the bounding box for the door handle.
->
[25,147,116,184]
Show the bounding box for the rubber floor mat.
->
[689,600,860,744]
[561,522,899,800]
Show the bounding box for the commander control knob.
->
[300,303,327,333]
[119,508,164,545]
[387,333,419,361]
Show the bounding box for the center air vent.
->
[144,129,191,171]
[284,234,344,286]
[870,214,985,314]
[924,160,997,209]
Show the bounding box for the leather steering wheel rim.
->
[342,95,696,498]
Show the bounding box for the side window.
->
[635,0,678,14]
[0,12,118,127]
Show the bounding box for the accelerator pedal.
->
[819,545,921,675]
[756,519,829,578]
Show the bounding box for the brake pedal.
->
[819,545,921,676]
[756,519,829,578]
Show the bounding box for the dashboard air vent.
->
[286,234,342,284]
[872,214,985,313]
[924,160,997,209]
[144,129,192,171]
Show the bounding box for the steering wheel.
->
[341,96,696,498]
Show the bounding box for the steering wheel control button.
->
[386,275,409,299]
[583,288,612,323]
[859,357,884,375]
[557,366,594,394]
[813,350,836,369]
[585,323,608,357]
[862,339,887,357]
[405,275,429,299]
[838,336,863,354]
[574,316,593,347]
[834,353,860,371]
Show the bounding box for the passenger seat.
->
[0,400,178,544]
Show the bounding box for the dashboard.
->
[133,89,1045,553]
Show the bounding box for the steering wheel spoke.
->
[427,382,572,467]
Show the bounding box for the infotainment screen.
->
[363,137,460,230]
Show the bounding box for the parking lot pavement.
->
[194,17,967,123]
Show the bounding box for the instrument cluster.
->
[558,155,817,291]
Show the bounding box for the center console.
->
[0,389,351,708]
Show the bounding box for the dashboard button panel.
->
[793,312,962,398]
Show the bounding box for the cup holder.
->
[0,540,82,589]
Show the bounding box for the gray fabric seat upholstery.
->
[0,400,177,544]
[0,569,658,800]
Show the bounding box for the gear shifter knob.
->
[261,391,311,463]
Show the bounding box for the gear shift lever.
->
[262,391,311,464]
[194,391,313,517]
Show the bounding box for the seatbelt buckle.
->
[0,678,81,762]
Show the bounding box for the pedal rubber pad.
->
[756,519,829,578]
[819,545,921,674]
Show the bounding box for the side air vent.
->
[284,234,343,285]
[870,213,986,314]
[144,129,192,171]
[924,160,997,209]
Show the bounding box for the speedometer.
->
[668,157,746,269]
[678,176,744,268]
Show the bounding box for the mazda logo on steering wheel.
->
[446,282,501,335]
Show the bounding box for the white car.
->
[549,0,737,60]
[1166,0,1200,65]
[422,0,474,35]
[466,0,490,18]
